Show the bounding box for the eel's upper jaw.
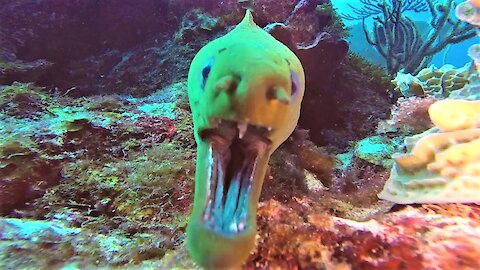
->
[199,118,272,236]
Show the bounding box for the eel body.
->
[186,10,305,269]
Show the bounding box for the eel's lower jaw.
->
[199,119,271,236]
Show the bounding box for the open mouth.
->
[200,119,272,236]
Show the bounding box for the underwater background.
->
[1,0,479,269]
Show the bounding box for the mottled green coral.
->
[0,135,62,214]
[354,136,402,168]
[392,64,471,98]
[57,142,194,221]
[0,82,51,117]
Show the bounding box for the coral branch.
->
[343,0,476,76]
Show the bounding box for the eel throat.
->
[202,120,269,236]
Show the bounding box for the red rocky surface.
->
[246,198,480,270]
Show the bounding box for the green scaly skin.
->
[186,10,305,269]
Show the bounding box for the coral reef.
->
[344,0,476,76]
[258,9,380,150]
[0,82,52,117]
[377,96,437,134]
[0,216,188,269]
[347,53,392,91]
[248,200,480,269]
[0,137,62,214]
[299,54,391,148]
[379,99,480,204]
[269,129,337,190]
[0,1,478,269]
[0,0,386,150]
[0,0,346,97]
[393,64,471,98]
[174,9,222,44]
[0,81,193,217]
[0,73,478,270]
[0,80,197,269]
[134,116,176,145]
[354,135,401,167]
[456,0,480,72]
[0,0,175,93]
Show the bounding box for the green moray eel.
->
[186,10,305,269]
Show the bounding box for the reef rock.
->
[248,199,480,269]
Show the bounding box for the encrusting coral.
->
[376,96,437,134]
[378,99,480,204]
[429,98,480,131]
[456,0,480,72]
[392,64,471,98]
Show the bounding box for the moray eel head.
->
[186,10,305,269]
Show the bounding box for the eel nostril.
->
[267,86,290,105]
[215,75,240,95]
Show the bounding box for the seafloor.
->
[1,0,479,269]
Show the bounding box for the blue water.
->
[333,0,477,69]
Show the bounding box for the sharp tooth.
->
[238,122,248,139]
[229,222,238,233]
[267,126,272,131]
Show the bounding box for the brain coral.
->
[392,64,470,98]
[378,99,480,204]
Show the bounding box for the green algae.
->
[316,3,349,38]
[354,135,402,168]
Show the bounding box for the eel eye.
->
[290,70,300,100]
[201,58,214,90]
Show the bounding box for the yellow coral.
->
[428,138,480,175]
[394,129,480,171]
[378,99,480,204]
[392,64,470,98]
[428,99,480,131]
